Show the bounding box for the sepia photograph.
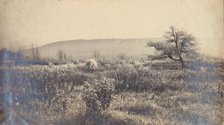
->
[0,0,223,125]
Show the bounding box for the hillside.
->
[35,38,159,59]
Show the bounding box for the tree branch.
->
[168,55,180,61]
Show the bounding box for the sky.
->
[0,0,223,57]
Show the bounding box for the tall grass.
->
[0,57,223,125]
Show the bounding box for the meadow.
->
[0,56,224,125]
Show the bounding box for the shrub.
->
[48,62,54,68]
[82,77,115,113]
[85,59,98,71]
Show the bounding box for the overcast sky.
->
[0,0,223,57]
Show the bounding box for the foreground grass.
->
[51,90,223,125]
[0,57,224,125]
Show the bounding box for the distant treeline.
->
[0,48,48,66]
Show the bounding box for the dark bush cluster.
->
[82,77,115,113]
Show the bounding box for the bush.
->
[82,77,115,113]
[85,59,98,72]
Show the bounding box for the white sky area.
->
[0,0,223,57]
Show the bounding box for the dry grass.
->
[0,57,224,125]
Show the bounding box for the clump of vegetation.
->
[85,59,98,71]
[82,77,115,113]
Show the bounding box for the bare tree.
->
[64,53,67,61]
[16,46,24,60]
[57,50,67,61]
[32,45,35,60]
[35,47,40,60]
[93,49,100,59]
[147,26,198,67]
[31,45,40,60]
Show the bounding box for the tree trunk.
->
[179,56,185,68]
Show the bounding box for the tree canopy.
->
[147,26,198,67]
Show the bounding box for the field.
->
[0,56,224,125]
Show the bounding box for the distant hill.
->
[31,38,160,59]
